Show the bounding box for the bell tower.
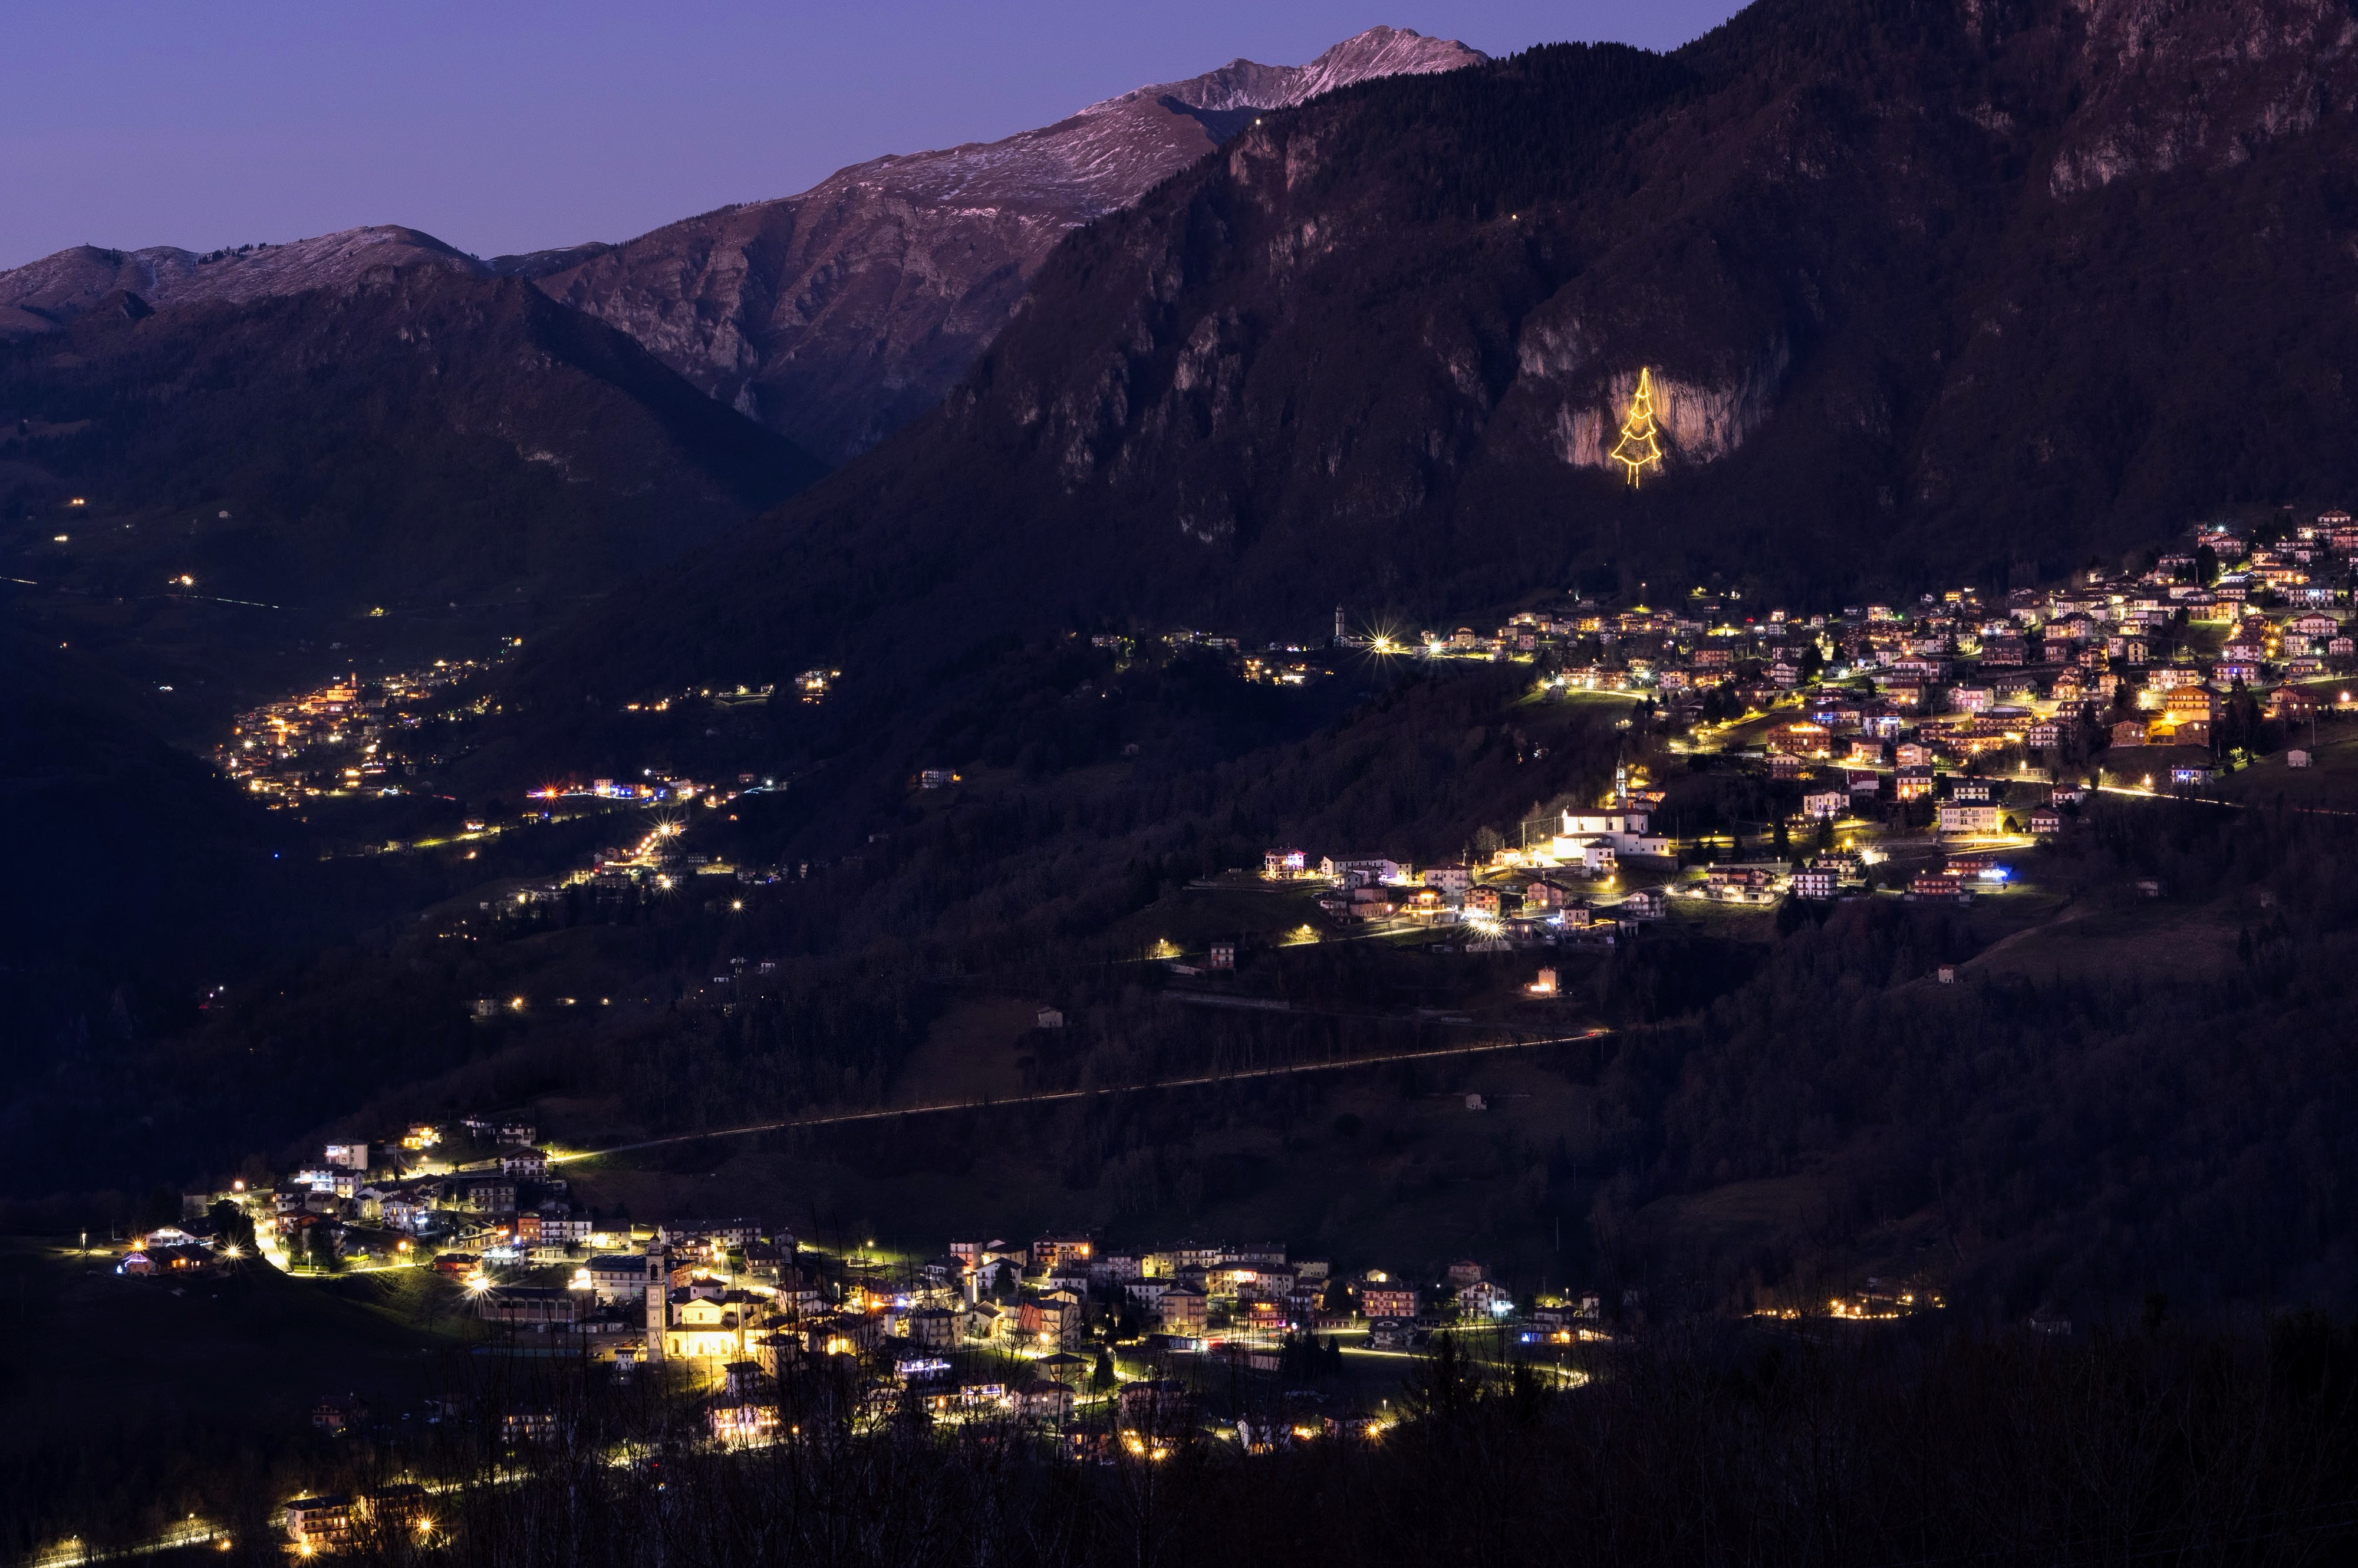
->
[643,1236,668,1364]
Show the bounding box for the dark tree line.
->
[94,1313,2353,1568]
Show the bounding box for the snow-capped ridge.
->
[1084,26,1487,117]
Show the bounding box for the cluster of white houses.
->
[1260,801,1672,943]
[1398,515,2356,709]
[1085,511,2357,717]
[266,1226,1577,1542]
[166,1116,1580,1351]
[526,1231,1556,1364]
[156,1136,1590,1454]
[1260,792,2030,933]
[1263,516,2358,926]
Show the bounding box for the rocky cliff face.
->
[1530,340,1793,474]
[530,27,1484,462]
[501,0,2358,717]
[936,0,2358,614]
[2046,0,2357,195]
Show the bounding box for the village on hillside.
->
[1181,510,2356,944]
[129,1127,1654,1553]
[150,508,2356,1550]
[211,510,2352,928]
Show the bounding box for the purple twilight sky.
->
[0,0,1747,271]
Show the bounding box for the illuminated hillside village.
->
[150,509,2352,1549]
[147,1113,1634,1553]
[212,649,512,807]
[214,509,2358,918]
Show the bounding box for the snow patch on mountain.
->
[0,226,483,331]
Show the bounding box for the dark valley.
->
[4,2,2358,1563]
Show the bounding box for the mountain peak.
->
[535,28,1490,462]
[0,224,483,333]
[1084,26,1486,118]
[2,31,1492,456]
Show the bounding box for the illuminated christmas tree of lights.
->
[1609,366,1665,486]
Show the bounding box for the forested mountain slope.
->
[0,269,824,612]
[508,0,2358,719]
[531,28,1484,462]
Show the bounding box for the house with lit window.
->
[905,1306,959,1349]
[960,1300,1005,1342]
[1017,1379,1074,1421]
[1030,1234,1093,1270]
[536,1208,592,1244]
[1704,866,1777,902]
[2271,686,2318,720]
[585,1254,654,1305]
[1791,869,1837,900]
[660,1218,765,1251]
[1018,1289,1084,1348]
[793,1312,882,1358]
[449,1176,516,1215]
[1616,889,1667,920]
[1219,1261,1297,1300]
[462,1115,535,1145]
[1521,878,1577,910]
[1159,1284,1208,1332]
[285,1496,354,1553]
